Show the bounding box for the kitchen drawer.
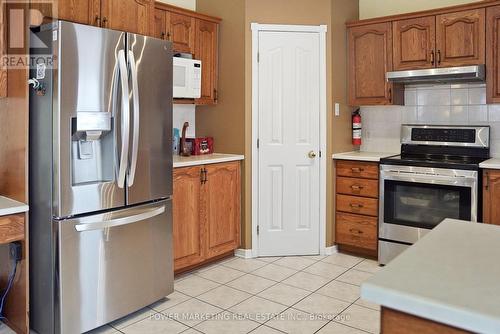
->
[337,194,378,217]
[337,177,378,198]
[336,160,379,179]
[0,214,25,244]
[336,212,377,251]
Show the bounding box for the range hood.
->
[386,65,485,84]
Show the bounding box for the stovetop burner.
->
[380,125,490,171]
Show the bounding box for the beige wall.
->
[157,0,196,10]
[359,0,482,19]
[193,0,357,250]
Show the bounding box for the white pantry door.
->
[258,31,320,256]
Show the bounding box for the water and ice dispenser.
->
[71,112,114,185]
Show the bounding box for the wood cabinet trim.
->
[0,214,25,244]
[154,1,221,23]
[346,0,500,27]
[487,5,500,103]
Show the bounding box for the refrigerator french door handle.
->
[117,49,130,189]
[74,205,166,232]
[127,50,140,186]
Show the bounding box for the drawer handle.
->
[351,185,364,191]
[349,203,364,209]
[351,167,364,173]
[349,228,363,235]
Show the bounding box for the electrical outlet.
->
[334,103,340,116]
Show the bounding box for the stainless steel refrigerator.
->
[29,21,173,334]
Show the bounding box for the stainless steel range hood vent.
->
[386,65,485,84]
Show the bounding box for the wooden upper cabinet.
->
[100,0,153,35]
[393,16,436,70]
[483,170,500,225]
[153,8,167,39]
[487,6,500,104]
[169,12,196,53]
[436,8,485,67]
[173,166,205,271]
[55,0,100,25]
[195,19,218,105]
[204,162,241,258]
[348,22,402,106]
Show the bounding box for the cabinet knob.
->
[349,203,364,209]
[430,50,435,65]
[351,184,363,191]
[437,50,441,65]
[351,167,364,173]
[102,17,108,27]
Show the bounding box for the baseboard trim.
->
[323,245,338,256]
[235,248,254,259]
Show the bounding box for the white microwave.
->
[173,57,202,98]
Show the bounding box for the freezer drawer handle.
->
[74,205,165,232]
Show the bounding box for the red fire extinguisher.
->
[352,109,362,146]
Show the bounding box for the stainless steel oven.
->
[379,165,478,263]
[378,125,489,265]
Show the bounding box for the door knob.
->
[308,151,317,159]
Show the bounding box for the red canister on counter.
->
[187,137,214,155]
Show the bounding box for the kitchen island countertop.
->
[361,219,500,334]
[479,158,500,169]
[173,153,244,168]
[0,196,29,216]
[332,151,398,162]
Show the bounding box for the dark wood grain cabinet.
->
[393,16,436,70]
[173,162,241,273]
[348,22,403,106]
[483,169,500,225]
[436,9,485,67]
[335,160,379,257]
[487,5,500,104]
[154,2,220,105]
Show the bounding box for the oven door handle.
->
[381,172,477,187]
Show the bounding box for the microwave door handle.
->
[127,50,140,186]
[117,49,130,189]
[74,205,165,232]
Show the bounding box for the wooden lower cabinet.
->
[173,166,205,270]
[382,307,472,334]
[173,161,241,272]
[335,160,379,258]
[483,169,500,225]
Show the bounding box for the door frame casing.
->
[251,23,328,257]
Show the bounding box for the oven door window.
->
[384,181,471,229]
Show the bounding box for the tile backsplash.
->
[173,104,196,138]
[360,83,500,156]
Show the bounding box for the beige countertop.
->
[173,153,244,168]
[362,219,500,334]
[332,151,398,162]
[479,158,500,170]
[0,196,29,216]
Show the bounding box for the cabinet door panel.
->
[195,19,218,105]
[436,8,485,67]
[348,22,402,105]
[101,0,153,35]
[32,0,100,26]
[393,16,436,70]
[204,162,240,257]
[487,6,500,104]
[483,170,500,225]
[173,167,205,271]
[154,8,167,40]
[169,12,195,53]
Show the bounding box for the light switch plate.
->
[334,103,340,116]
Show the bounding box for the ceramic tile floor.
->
[1,253,382,334]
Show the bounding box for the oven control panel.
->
[411,128,476,143]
